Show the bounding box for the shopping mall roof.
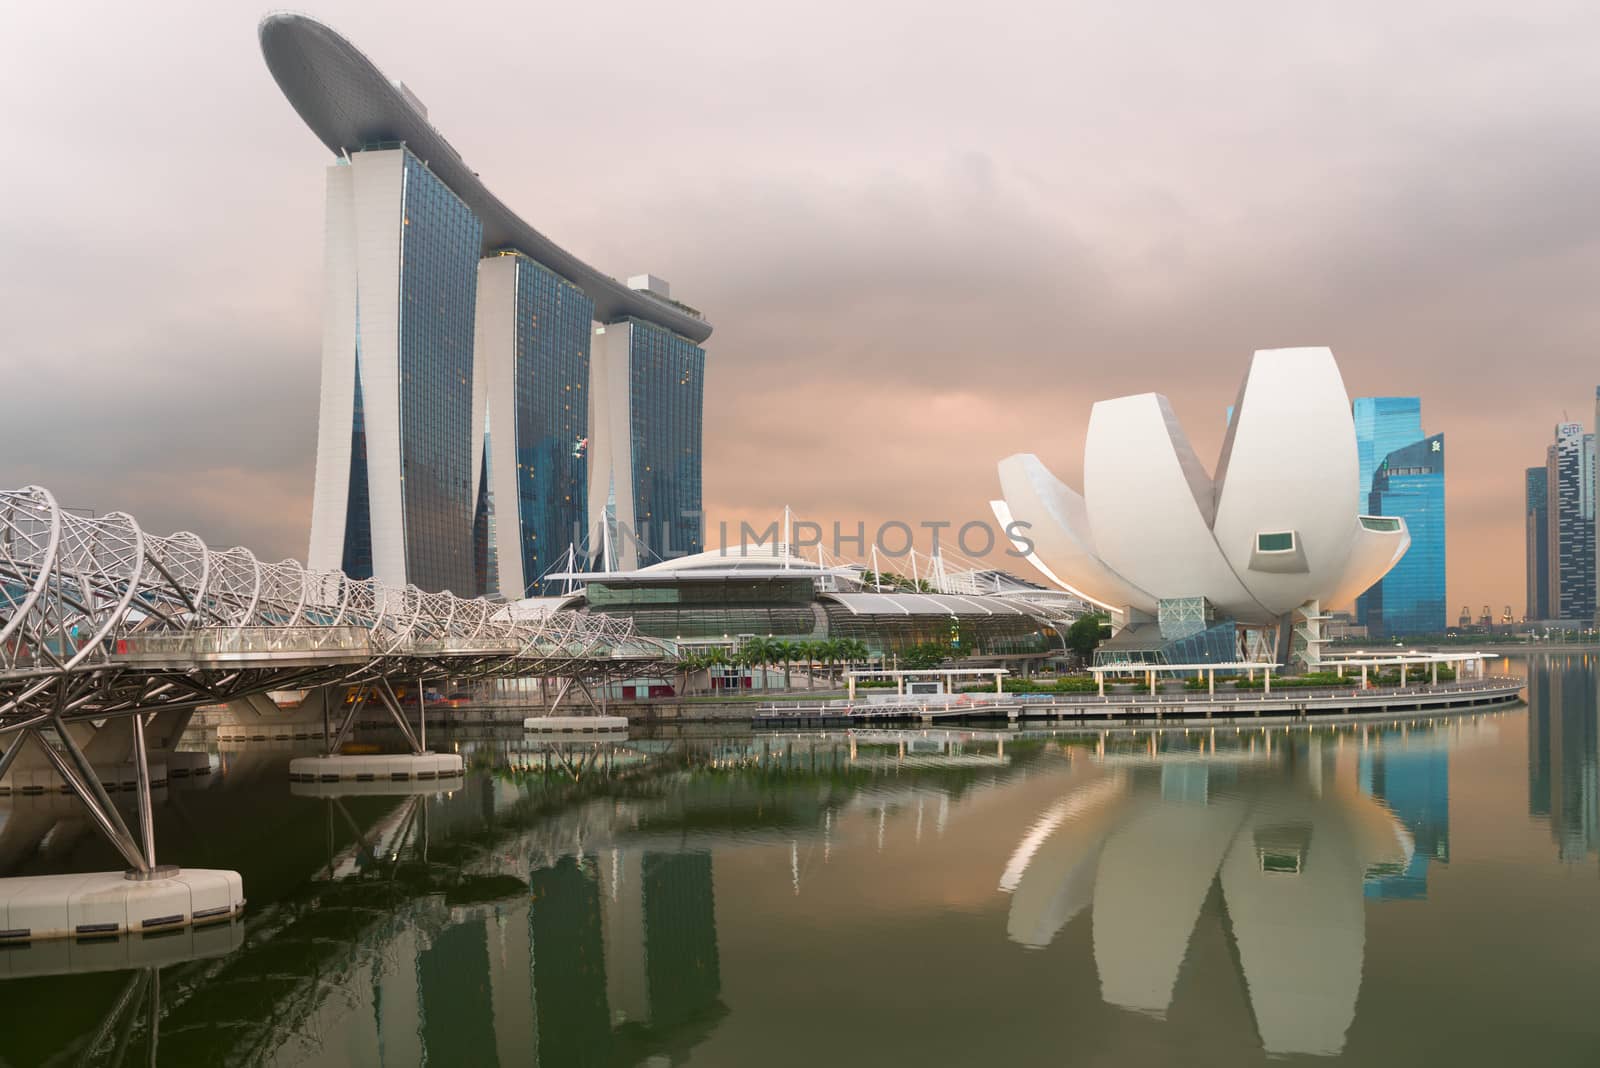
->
[821,592,1040,617]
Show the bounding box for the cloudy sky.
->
[4,0,1597,614]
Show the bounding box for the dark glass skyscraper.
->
[590,315,707,569]
[1526,466,1550,620]
[1353,397,1444,636]
[477,252,594,597]
[1546,422,1595,622]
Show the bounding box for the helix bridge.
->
[0,484,670,879]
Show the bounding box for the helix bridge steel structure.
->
[0,485,670,874]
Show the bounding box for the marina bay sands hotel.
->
[260,14,711,598]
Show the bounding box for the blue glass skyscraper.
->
[1366,434,1447,636]
[477,252,594,598]
[590,309,707,569]
[1353,397,1444,636]
[1352,397,1422,509]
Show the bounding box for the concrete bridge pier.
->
[287,679,465,783]
[0,714,245,943]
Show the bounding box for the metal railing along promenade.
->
[752,678,1526,724]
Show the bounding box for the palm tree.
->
[777,639,800,690]
[672,649,700,696]
[739,636,781,692]
[796,639,820,690]
[703,646,729,693]
[837,638,869,683]
[820,637,851,688]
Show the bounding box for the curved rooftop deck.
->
[259,12,712,343]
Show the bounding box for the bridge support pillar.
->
[372,679,425,755]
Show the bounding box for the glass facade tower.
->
[1353,397,1423,509]
[395,151,483,593]
[1353,397,1443,636]
[1366,434,1446,636]
[589,317,707,569]
[1526,466,1550,620]
[1546,422,1596,622]
[306,146,483,595]
[477,252,594,598]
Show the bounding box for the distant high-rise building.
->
[1363,433,1447,636]
[589,312,707,570]
[1526,466,1550,620]
[1353,398,1443,636]
[1546,422,1596,622]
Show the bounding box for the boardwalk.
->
[752,678,1525,728]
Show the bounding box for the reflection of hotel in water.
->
[1527,659,1600,862]
[288,732,1474,1063]
[292,768,726,1066]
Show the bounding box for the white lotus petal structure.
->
[996,347,1410,629]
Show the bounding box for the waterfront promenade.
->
[750,677,1524,728]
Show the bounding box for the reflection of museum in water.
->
[1001,727,1454,1057]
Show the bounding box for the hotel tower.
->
[261,14,712,596]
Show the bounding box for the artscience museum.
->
[994,347,1410,670]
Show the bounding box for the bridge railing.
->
[113,626,372,663]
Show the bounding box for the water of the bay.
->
[5,655,1600,1065]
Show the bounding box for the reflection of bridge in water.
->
[0,732,1029,1065]
[0,485,665,887]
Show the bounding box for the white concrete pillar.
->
[1361,665,1368,689]
[1097,673,1105,697]
[1208,669,1215,697]
[1401,664,1408,687]
[1431,662,1438,686]
[1149,670,1157,697]
[1264,668,1271,695]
